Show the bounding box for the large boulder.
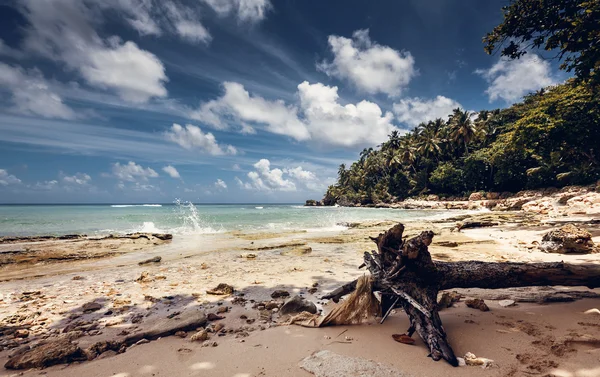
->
[280,295,317,315]
[540,224,598,254]
[5,338,86,369]
[468,192,484,201]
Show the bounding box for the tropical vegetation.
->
[323,79,600,205]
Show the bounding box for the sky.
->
[0,0,567,204]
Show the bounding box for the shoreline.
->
[1,201,600,376]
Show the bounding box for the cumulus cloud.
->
[318,29,416,97]
[61,172,92,185]
[0,169,22,186]
[190,82,310,141]
[33,180,59,190]
[202,0,271,22]
[236,159,323,192]
[0,63,77,119]
[476,54,557,103]
[15,0,169,103]
[214,179,227,190]
[162,165,181,179]
[393,96,463,127]
[164,123,238,156]
[191,81,399,148]
[111,161,158,182]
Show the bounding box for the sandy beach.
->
[1,194,600,377]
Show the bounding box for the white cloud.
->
[16,0,168,103]
[318,29,416,97]
[61,172,92,185]
[214,179,227,190]
[238,159,296,191]
[163,2,211,44]
[393,96,462,126]
[190,82,310,141]
[164,123,238,156]
[236,159,323,192]
[476,54,557,103]
[162,165,181,179]
[0,63,77,119]
[232,164,241,171]
[202,0,271,22]
[111,161,158,182]
[298,81,398,148]
[0,169,22,186]
[191,81,400,148]
[33,180,58,190]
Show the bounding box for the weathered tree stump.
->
[323,223,600,366]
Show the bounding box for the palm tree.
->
[448,108,477,156]
[417,125,442,160]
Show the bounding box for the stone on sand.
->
[271,290,290,299]
[498,300,516,307]
[4,338,86,369]
[124,310,207,345]
[138,256,162,265]
[465,298,490,312]
[540,224,598,254]
[206,283,234,296]
[300,350,411,377]
[280,295,317,315]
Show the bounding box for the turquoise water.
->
[0,202,449,236]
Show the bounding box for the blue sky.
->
[0,0,567,203]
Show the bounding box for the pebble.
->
[498,300,516,307]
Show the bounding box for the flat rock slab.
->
[124,310,207,345]
[300,350,412,377]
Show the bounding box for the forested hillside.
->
[323,80,599,205]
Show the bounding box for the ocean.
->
[0,201,450,237]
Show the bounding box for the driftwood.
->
[322,223,600,367]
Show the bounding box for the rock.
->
[4,338,86,369]
[308,287,318,294]
[240,253,257,259]
[217,306,228,314]
[82,301,102,313]
[206,283,234,296]
[207,313,224,321]
[13,329,29,339]
[457,221,499,231]
[138,256,162,265]
[280,295,317,315]
[152,233,173,241]
[498,300,516,307]
[271,290,290,299]
[135,271,154,283]
[437,291,462,310]
[124,310,207,345]
[540,224,598,254]
[465,298,489,312]
[300,350,409,377]
[456,357,466,367]
[190,330,208,342]
[426,194,439,201]
[468,192,484,201]
[436,241,459,248]
[175,331,187,338]
[486,192,500,200]
[72,276,84,280]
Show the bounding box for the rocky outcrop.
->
[304,200,325,206]
[468,192,484,201]
[4,338,86,369]
[540,224,598,254]
[280,295,317,315]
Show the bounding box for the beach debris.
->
[465,298,490,312]
[190,330,209,342]
[392,334,415,344]
[437,291,462,310]
[584,308,600,315]
[200,262,209,269]
[138,256,162,265]
[4,339,86,369]
[123,311,207,345]
[135,271,153,283]
[72,275,84,280]
[540,224,598,254]
[456,220,499,231]
[240,253,257,259]
[82,301,102,313]
[498,300,516,307]
[463,352,494,368]
[300,350,410,376]
[280,295,317,315]
[271,290,290,299]
[206,283,234,296]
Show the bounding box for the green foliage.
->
[429,163,465,194]
[323,80,600,204]
[483,0,600,88]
